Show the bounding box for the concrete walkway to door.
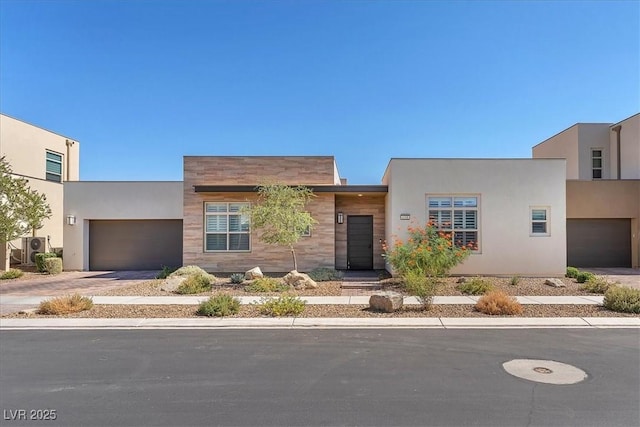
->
[582,268,640,290]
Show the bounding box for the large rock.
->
[369,291,404,313]
[545,278,566,288]
[283,270,318,290]
[245,266,263,280]
[161,276,187,292]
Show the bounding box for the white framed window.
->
[301,225,311,237]
[204,202,250,252]
[591,149,603,179]
[530,207,550,236]
[427,195,480,250]
[46,150,63,182]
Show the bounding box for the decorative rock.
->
[18,308,37,315]
[456,277,467,284]
[283,270,318,290]
[161,276,187,292]
[245,266,264,280]
[369,291,404,313]
[545,278,566,288]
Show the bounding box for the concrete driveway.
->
[583,268,640,289]
[0,270,158,315]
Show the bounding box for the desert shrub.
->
[565,266,579,279]
[457,277,493,295]
[576,271,595,283]
[170,265,215,280]
[37,294,93,315]
[229,273,245,284]
[603,287,640,314]
[35,252,58,272]
[197,294,240,317]
[0,268,23,279]
[476,291,523,315]
[403,269,439,310]
[509,276,521,286]
[44,258,63,275]
[175,273,212,294]
[156,265,178,279]
[581,276,614,294]
[258,295,306,316]
[244,277,289,293]
[307,267,344,282]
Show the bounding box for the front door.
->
[347,215,373,270]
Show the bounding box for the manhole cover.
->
[503,359,587,385]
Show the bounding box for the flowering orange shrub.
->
[383,221,472,278]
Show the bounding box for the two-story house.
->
[532,113,639,268]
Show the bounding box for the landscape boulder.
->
[283,270,318,290]
[544,278,566,288]
[161,276,188,292]
[369,291,404,313]
[245,266,264,280]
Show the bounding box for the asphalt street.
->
[0,329,638,427]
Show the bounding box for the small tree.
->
[0,157,52,270]
[244,182,317,271]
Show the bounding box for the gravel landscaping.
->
[3,303,637,319]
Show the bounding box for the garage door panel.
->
[90,220,183,270]
[567,219,631,268]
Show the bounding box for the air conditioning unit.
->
[21,237,47,266]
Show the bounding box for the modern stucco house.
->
[63,155,567,276]
[0,113,80,269]
[533,113,639,268]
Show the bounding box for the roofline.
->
[610,112,640,128]
[193,185,387,193]
[0,112,79,142]
[183,155,335,159]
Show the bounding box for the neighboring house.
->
[0,114,80,265]
[532,113,640,268]
[63,156,567,276]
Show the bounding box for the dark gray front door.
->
[347,215,373,270]
[567,219,631,268]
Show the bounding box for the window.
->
[591,149,602,179]
[530,207,550,236]
[427,195,479,250]
[301,225,311,237]
[204,202,250,251]
[46,151,63,182]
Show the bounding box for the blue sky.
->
[1,0,638,183]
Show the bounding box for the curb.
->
[1,317,638,330]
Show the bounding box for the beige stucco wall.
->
[335,195,386,270]
[532,125,579,179]
[63,182,183,271]
[0,114,80,261]
[567,180,640,268]
[577,124,611,180]
[610,114,640,180]
[383,159,567,276]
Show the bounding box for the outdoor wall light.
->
[337,212,344,224]
[66,215,76,226]
[400,213,411,220]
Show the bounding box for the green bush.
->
[258,295,306,316]
[603,286,640,314]
[457,277,493,295]
[197,295,240,317]
[35,252,58,273]
[37,294,93,315]
[44,258,63,275]
[565,266,579,279]
[244,277,289,293]
[156,265,178,279]
[0,268,24,280]
[403,270,439,310]
[307,267,344,282]
[509,276,521,286]
[230,273,245,284]
[170,265,214,279]
[576,271,595,283]
[175,273,212,294]
[581,276,614,294]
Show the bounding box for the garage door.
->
[567,219,631,268]
[89,220,183,270]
